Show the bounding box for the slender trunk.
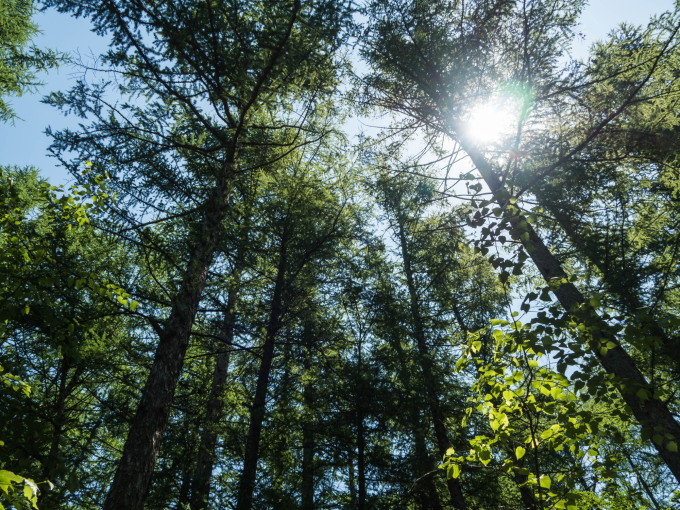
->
[42,357,70,482]
[357,383,368,510]
[413,420,445,510]
[348,447,357,507]
[516,476,537,510]
[301,418,315,510]
[508,453,537,510]
[458,136,680,482]
[396,218,467,510]
[355,330,368,510]
[270,343,293,493]
[191,205,250,509]
[176,445,194,508]
[104,180,231,510]
[40,358,82,505]
[301,322,315,510]
[623,450,662,510]
[235,236,288,510]
[386,315,445,509]
[189,292,237,509]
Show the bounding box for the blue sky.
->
[0,0,676,184]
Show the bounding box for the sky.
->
[0,0,676,184]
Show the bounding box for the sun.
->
[464,93,524,147]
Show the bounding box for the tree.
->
[2,0,678,507]
[188,258,244,510]
[360,0,680,484]
[43,0,351,506]
[0,165,137,506]
[235,142,357,510]
[376,173,468,509]
[525,25,680,368]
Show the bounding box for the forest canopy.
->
[1,0,679,509]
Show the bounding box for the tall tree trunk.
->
[348,446,357,507]
[191,203,251,508]
[384,310,445,509]
[413,417,445,510]
[175,421,199,509]
[506,452,537,510]
[301,321,315,510]
[189,285,239,509]
[104,178,232,510]
[396,217,467,510]
[622,449,662,510]
[457,134,680,482]
[270,342,294,499]
[40,358,82,505]
[356,373,368,510]
[235,235,288,510]
[42,358,69,484]
[301,416,315,510]
[515,475,538,510]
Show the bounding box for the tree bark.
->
[348,446,357,507]
[235,235,288,510]
[413,426,444,510]
[356,366,368,510]
[301,321,315,510]
[457,134,680,482]
[176,430,196,509]
[301,416,315,510]
[104,180,231,510]
[189,287,238,509]
[42,357,71,482]
[40,358,82,505]
[384,305,445,509]
[396,217,467,510]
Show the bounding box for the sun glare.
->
[464,93,523,147]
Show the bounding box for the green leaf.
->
[0,470,23,485]
[23,480,36,500]
[539,475,551,489]
[515,446,526,460]
[0,470,23,496]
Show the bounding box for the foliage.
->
[0,0,60,122]
[0,367,38,510]
[1,0,679,508]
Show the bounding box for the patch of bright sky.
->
[571,0,676,60]
[0,1,676,184]
[1,10,109,183]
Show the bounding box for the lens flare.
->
[464,91,526,147]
